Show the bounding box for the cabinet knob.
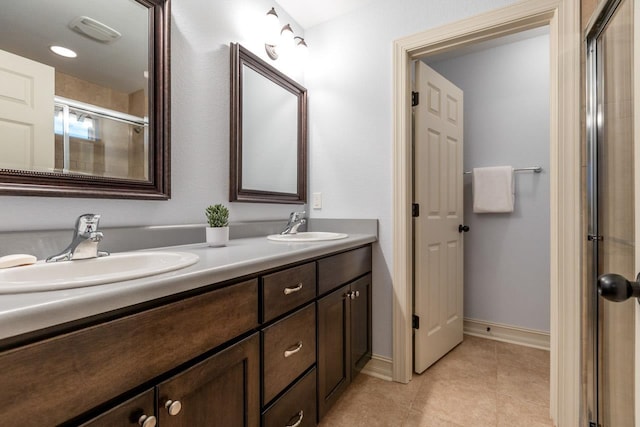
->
[286,410,304,427]
[165,399,182,416]
[138,415,157,427]
[355,290,360,298]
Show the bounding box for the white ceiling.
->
[276,0,377,29]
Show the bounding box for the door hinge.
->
[412,314,420,329]
[412,203,420,217]
[587,234,603,241]
[589,422,598,427]
[411,91,419,107]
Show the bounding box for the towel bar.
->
[463,166,542,175]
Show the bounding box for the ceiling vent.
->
[68,16,121,44]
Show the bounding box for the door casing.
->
[392,1,581,426]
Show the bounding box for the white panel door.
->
[413,61,464,373]
[0,48,54,171]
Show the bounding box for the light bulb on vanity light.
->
[264,7,280,46]
[294,36,308,61]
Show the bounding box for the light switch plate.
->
[312,192,322,209]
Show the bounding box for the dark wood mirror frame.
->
[0,0,171,200]
[230,43,307,204]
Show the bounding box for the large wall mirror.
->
[230,43,307,204]
[0,0,170,199]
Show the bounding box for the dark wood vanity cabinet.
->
[80,334,260,427]
[79,389,156,427]
[317,248,372,421]
[156,333,260,427]
[0,244,372,427]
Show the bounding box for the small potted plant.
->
[205,204,230,247]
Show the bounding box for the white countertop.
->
[0,234,376,344]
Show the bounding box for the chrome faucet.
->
[281,211,307,235]
[46,214,110,262]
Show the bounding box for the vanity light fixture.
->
[264,7,308,61]
[50,45,77,58]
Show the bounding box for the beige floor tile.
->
[497,394,554,427]
[422,337,498,391]
[411,373,498,426]
[496,341,550,375]
[320,337,551,427]
[402,409,465,427]
[497,361,550,408]
[349,372,423,410]
[319,375,411,427]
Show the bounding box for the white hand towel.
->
[472,166,514,213]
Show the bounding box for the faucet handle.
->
[290,211,306,221]
[75,213,101,234]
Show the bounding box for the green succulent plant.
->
[205,204,229,228]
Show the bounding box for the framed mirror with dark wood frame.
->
[230,43,307,204]
[0,0,170,199]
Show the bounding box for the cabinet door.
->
[78,389,155,427]
[156,333,260,427]
[317,284,351,420]
[350,273,372,377]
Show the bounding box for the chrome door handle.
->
[283,283,303,295]
[284,341,303,358]
[597,273,640,302]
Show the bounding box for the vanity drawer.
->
[262,368,316,427]
[262,303,316,405]
[262,262,316,322]
[318,246,372,295]
[0,279,258,426]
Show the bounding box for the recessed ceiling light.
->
[50,45,77,58]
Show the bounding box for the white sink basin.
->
[267,232,348,242]
[0,251,199,294]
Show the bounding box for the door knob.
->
[458,224,470,233]
[597,273,640,302]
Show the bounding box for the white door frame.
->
[391,0,581,425]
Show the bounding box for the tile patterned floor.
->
[319,335,553,427]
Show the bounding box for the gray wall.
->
[428,31,551,332]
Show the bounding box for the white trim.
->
[634,1,640,425]
[464,318,550,350]
[361,354,394,382]
[392,1,581,425]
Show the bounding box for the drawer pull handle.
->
[283,283,304,295]
[286,410,304,427]
[165,399,182,416]
[138,415,157,427]
[284,341,303,358]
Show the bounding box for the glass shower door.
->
[586,0,635,425]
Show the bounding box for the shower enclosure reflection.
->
[53,98,148,180]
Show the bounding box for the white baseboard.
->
[361,354,393,381]
[464,318,550,350]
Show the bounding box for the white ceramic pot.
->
[206,226,229,247]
